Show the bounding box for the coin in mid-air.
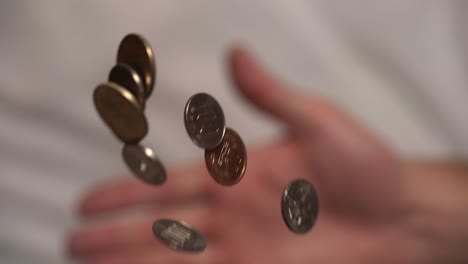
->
[108,63,146,108]
[184,93,225,149]
[117,33,156,98]
[281,179,319,234]
[122,144,166,185]
[152,219,206,253]
[205,128,246,186]
[93,82,148,143]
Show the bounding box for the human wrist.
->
[402,161,468,263]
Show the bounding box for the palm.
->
[199,126,406,263]
[68,47,421,263]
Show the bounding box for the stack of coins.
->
[93,33,166,186]
[184,93,247,186]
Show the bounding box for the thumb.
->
[229,46,315,128]
[229,47,403,218]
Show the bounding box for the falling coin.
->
[153,219,206,253]
[281,179,319,234]
[205,128,246,186]
[117,33,156,98]
[93,82,148,143]
[122,144,166,185]
[184,93,226,149]
[108,63,146,108]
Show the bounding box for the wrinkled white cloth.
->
[0,0,467,262]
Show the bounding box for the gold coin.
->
[93,82,148,143]
[205,128,246,186]
[117,33,156,99]
[108,63,146,109]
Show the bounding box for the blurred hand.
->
[68,48,468,263]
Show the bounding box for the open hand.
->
[68,48,464,264]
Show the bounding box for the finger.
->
[79,162,217,216]
[86,246,222,264]
[229,46,316,128]
[68,207,218,258]
[229,46,391,143]
[68,217,155,257]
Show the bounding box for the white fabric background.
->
[0,0,467,262]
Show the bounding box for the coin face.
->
[184,93,226,149]
[152,219,206,253]
[122,144,166,185]
[281,179,319,234]
[93,82,148,143]
[108,63,146,108]
[205,128,246,186]
[117,33,156,98]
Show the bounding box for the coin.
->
[108,63,146,108]
[93,82,148,143]
[152,219,206,253]
[281,179,319,234]
[117,33,156,98]
[122,144,166,185]
[184,93,226,149]
[205,128,246,186]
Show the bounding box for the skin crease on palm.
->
[68,47,468,264]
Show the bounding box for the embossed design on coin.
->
[93,82,148,143]
[117,33,156,98]
[122,144,166,185]
[108,63,146,108]
[184,93,226,149]
[152,219,206,253]
[281,179,319,234]
[205,128,246,185]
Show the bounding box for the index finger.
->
[79,161,216,216]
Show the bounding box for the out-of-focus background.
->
[0,0,467,263]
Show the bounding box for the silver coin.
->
[184,93,226,149]
[108,63,146,108]
[122,144,166,185]
[281,179,319,234]
[152,219,206,253]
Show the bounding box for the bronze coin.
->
[281,179,319,234]
[205,128,246,186]
[122,144,166,185]
[184,93,226,149]
[93,82,148,143]
[117,33,156,98]
[108,63,146,108]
